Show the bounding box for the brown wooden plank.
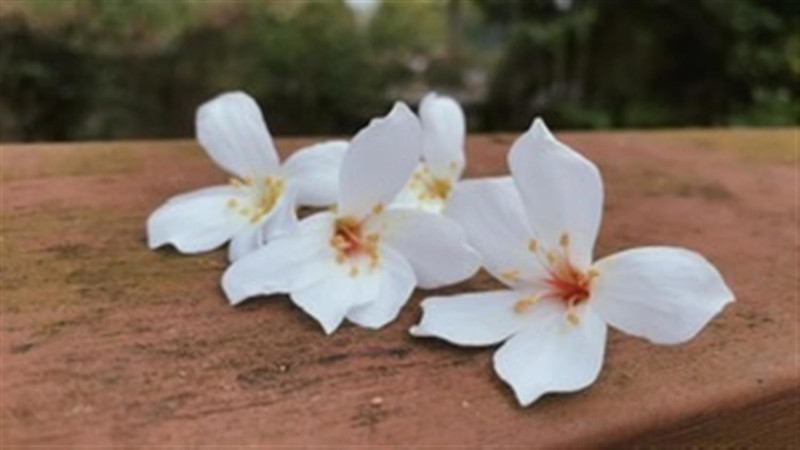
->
[1,129,797,446]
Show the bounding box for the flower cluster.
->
[147,91,734,406]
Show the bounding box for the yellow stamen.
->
[566,311,581,326]
[429,177,452,200]
[559,232,570,248]
[227,198,238,208]
[372,203,384,215]
[513,294,540,313]
[546,251,558,265]
[500,269,520,282]
[528,239,539,252]
[350,266,359,277]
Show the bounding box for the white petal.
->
[221,212,334,305]
[227,224,263,262]
[338,102,422,219]
[508,118,603,269]
[591,247,735,345]
[419,92,466,178]
[371,208,480,289]
[494,306,607,406]
[282,140,348,207]
[290,254,382,335]
[346,246,416,329]
[196,91,280,178]
[410,290,536,346]
[148,185,247,254]
[446,177,548,290]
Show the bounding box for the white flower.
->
[222,102,480,334]
[392,92,466,213]
[147,91,347,261]
[410,118,735,406]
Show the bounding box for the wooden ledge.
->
[1,129,797,446]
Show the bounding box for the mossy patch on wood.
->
[646,128,796,164]
[1,205,226,313]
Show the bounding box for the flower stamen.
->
[520,232,599,322]
[500,269,521,282]
[513,293,540,313]
[228,176,285,223]
[409,165,453,201]
[331,217,381,272]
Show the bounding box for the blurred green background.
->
[1,0,797,142]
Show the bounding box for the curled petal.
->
[508,118,603,269]
[410,290,537,346]
[282,140,348,207]
[338,102,422,219]
[446,177,549,290]
[196,91,280,178]
[346,246,416,329]
[591,246,735,345]
[371,208,480,289]
[419,92,466,178]
[494,305,607,406]
[148,185,247,254]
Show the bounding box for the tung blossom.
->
[222,103,480,334]
[411,118,734,406]
[392,93,466,213]
[147,91,347,261]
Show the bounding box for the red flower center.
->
[545,262,592,306]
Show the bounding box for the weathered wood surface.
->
[1,129,797,447]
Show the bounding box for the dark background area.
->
[1,0,797,142]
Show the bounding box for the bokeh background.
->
[1,0,797,142]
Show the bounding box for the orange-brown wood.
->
[1,129,797,446]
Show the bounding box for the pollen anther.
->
[513,294,540,313]
[500,269,520,281]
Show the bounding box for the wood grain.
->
[1,129,797,447]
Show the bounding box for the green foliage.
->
[477,0,799,129]
[0,0,392,140]
[0,0,797,142]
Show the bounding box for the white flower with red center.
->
[222,102,480,334]
[147,91,347,261]
[392,92,466,213]
[410,118,735,406]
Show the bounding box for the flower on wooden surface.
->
[410,118,735,406]
[147,91,347,261]
[222,102,480,334]
[392,92,466,213]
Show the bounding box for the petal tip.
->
[529,117,553,139]
[408,325,428,337]
[390,101,414,119]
